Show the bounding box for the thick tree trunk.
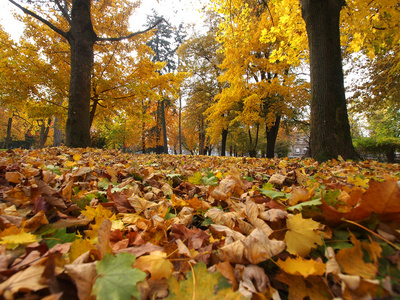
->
[65,0,96,148]
[300,0,359,162]
[221,129,228,156]
[266,115,281,158]
[3,116,13,149]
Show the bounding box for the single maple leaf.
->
[133,250,174,280]
[285,214,323,257]
[166,262,245,300]
[92,252,146,300]
[0,231,39,250]
[277,256,326,278]
[336,232,381,279]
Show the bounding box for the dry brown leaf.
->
[338,274,380,299]
[215,261,238,291]
[242,228,286,264]
[205,208,237,228]
[65,262,97,300]
[0,265,48,299]
[259,209,288,222]
[239,264,269,297]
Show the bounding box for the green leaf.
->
[201,217,213,227]
[201,175,219,186]
[92,253,147,300]
[259,188,290,200]
[98,177,111,190]
[188,172,203,185]
[45,228,76,248]
[287,199,323,211]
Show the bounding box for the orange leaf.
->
[336,232,380,279]
[133,250,173,280]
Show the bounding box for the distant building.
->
[288,134,309,158]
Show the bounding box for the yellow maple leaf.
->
[133,250,173,280]
[277,256,326,278]
[73,153,81,161]
[69,239,93,262]
[0,232,39,249]
[81,205,115,221]
[285,214,323,256]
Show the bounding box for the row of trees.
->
[1,0,399,161]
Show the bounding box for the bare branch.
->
[8,0,67,38]
[96,18,166,42]
[54,0,71,25]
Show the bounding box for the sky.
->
[0,0,208,40]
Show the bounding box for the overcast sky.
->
[0,0,207,40]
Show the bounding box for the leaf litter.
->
[0,147,399,299]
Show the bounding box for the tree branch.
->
[8,0,67,38]
[96,18,166,42]
[54,0,71,25]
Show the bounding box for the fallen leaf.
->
[285,214,323,257]
[92,252,146,300]
[336,232,380,279]
[166,262,245,299]
[0,265,48,298]
[133,250,174,280]
[276,273,330,300]
[277,256,326,278]
[65,262,97,300]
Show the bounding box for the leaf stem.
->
[342,219,400,250]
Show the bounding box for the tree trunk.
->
[39,118,52,148]
[179,94,182,155]
[300,0,359,162]
[199,117,205,155]
[248,124,259,157]
[266,115,281,158]
[3,116,13,149]
[65,0,96,148]
[53,117,63,146]
[221,129,228,156]
[161,99,168,153]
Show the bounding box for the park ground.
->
[0,147,399,299]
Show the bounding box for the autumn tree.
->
[209,0,308,157]
[142,11,186,154]
[8,0,164,148]
[178,12,225,155]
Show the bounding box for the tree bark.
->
[3,116,13,149]
[266,115,281,158]
[65,0,96,148]
[53,117,63,146]
[221,129,228,156]
[300,0,359,162]
[161,99,168,153]
[39,118,52,148]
